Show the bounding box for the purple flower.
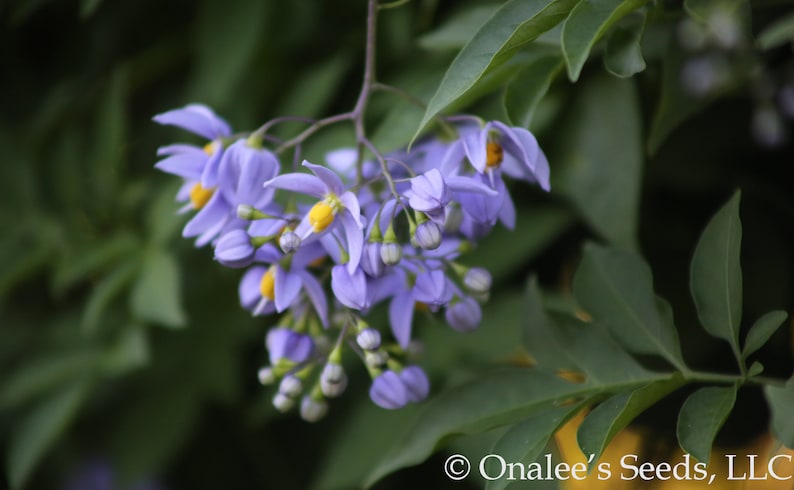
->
[266,327,315,364]
[445,296,482,332]
[413,270,454,310]
[444,121,550,191]
[407,168,498,224]
[153,103,230,189]
[399,366,430,402]
[455,173,515,229]
[181,139,280,246]
[238,243,329,325]
[369,370,408,409]
[265,161,363,273]
[214,229,256,268]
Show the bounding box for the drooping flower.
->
[266,327,315,365]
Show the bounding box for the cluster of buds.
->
[153,104,550,421]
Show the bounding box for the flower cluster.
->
[154,104,550,421]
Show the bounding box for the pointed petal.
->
[275,268,302,312]
[200,144,225,188]
[239,266,266,310]
[341,211,363,273]
[302,160,344,195]
[154,153,205,181]
[440,140,465,176]
[298,270,329,328]
[183,192,229,243]
[264,173,326,198]
[339,192,361,226]
[498,182,516,229]
[156,144,204,157]
[446,175,499,195]
[152,103,231,139]
[461,128,488,173]
[389,291,415,348]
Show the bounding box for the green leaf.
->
[553,73,643,251]
[7,379,90,489]
[757,12,794,50]
[89,67,128,211]
[82,258,139,334]
[412,0,578,142]
[676,385,737,464]
[111,383,199,482]
[101,325,149,376]
[765,377,794,448]
[52,232,139,295]
[486,405,584,490]
[603,13,646,78]
[366,368,666,486]
[130,249,186,329]
[417,5,501,51]
[561,0,648,81]
[742,310,788,359]
[524,278,654,383]
[0,350,99,409]
[573,243,686,370]
[747,361,763,377]
[690,191,743,361]
[503,54,564,128]
[577,377,684,470]
[191,0,272,106]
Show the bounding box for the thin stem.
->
[251,116,318,140]
[275,112,353,154]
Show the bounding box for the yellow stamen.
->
[486,142,503,168]
[309,201,336,232]
[189,183,215,210]
[260,267,276,300]
[203,141,217,156]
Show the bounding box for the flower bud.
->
[357,328,381,351]
[365,351,388,369]
[414,221,442,250]
[279,231,301,254]
[267,328,315,365]
[322,362,345,385]
[463,267,492,294]
[445,297,481,332]
[380,242,402,266]
[360,242,385,277]
[273,392,295,412]
[214,229,255,268]
[278,375,303,398]
[257,366,276,385]
[399,366,430,403]
[300,396,328,422]
[321,372,348,398]
[237,204,270,220]
[369,371,408,410]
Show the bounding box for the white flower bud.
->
[356,328,381,351]
[321,373,348,398]
[279,231,301,254]
[414,221,442,250]
[273,392,295,412]
[279,375,303,398]
[365,350,388,369]
[300,396,328,422]
[380,242,402,266]
[464,267,492,294]
[322,363,345,384]
[257,366,276,385]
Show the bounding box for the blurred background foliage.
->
[1,0,793,489]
